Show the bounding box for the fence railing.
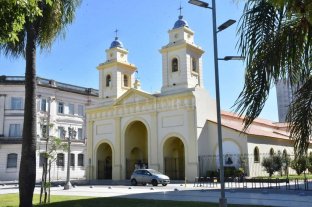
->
[198,153,297,178]
[193,176,312,191]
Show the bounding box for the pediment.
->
[114,89,155,106]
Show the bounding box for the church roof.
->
[110,37,124,49]
[208,111,290,140]
[173,15,189,29]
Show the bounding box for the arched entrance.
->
[163,137,185,180]
[96,143,112,179]
[125,121,148,179]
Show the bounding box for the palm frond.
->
[36,0,81,50]
[234,0,312,140]
[286,77,312,157]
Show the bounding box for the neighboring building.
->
[86,15,311,181]
[275,79,299,122]
[0,76,98,181]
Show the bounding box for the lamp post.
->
[64,126,76,190]
[189,0,244,206]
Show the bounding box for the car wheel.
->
[131,179,137,186]
[162,184,167,186]
[152,179,158,186]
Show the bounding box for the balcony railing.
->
[0,75,99,96]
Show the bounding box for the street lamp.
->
[188,0,243,206]
[64,126,76,190]
[219,56,245,61]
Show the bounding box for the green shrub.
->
[291,156,308,175]
[261,153,283,177]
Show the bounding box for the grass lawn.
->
[0,194,268,207]
[255,174,312,180]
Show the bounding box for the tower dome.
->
[110,37,124,49]
[173,15,189,29]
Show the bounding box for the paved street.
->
[1,182,312,207]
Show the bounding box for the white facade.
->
[0,76,98,181]
[86,15,311,181]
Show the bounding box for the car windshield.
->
[148,169,162,175]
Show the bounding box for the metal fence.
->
[198,153,297,178]
[193,177,312,191]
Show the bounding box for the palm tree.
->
[234,0,312,157]
[0,1,81,206]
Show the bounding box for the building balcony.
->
[4,109,24,117]
[0,137,23,144]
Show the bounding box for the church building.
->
[86,14,307,181]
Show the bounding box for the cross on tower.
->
[114,29,119,39]
[178,4,183,16]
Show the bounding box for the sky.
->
[0,0,278,122]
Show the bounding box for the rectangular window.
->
[78,105,84,116]
[11,97,22,110]
[78,154,84,166]
[39,153,47,167]
[70,153,75,167]
[58,127,65,139]
[68,103,74,115]
[41,125,48,138]
[78,128,83,140]
[9,124,21,137]
[57,153,64,167]
[7,153,18,168]
[58,102,64,114]
[41,98,47,112]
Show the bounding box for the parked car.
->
[130,169,170,186]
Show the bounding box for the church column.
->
[86,119,94,180]
[186,108,199,180]
[148,111,159,170]
[113,116,122,180]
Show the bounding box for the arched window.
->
[123,74,129,87]
[192,58,197,72]
[254,147,260,162]
[57,153,64,167]
[172,58,178,72]
[106,75,111,87]
[7,153,18,168]
[269,148,274,156]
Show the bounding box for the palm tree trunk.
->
[19,23,37,207]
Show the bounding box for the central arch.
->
[163,137,185,180]
[96,143,112,179]
[124,121,148,178]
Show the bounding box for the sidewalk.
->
[1,183,312,207]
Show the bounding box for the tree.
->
[234,0,312,157]
[281,151,291,177]
[261,153,283,177]
[0,1,81,206]
[291,155,308,175]
[39,136,67,204]
[307,152,312,174]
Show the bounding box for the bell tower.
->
[160,11,205,94]
[97,31,137,102]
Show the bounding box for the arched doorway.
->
[96,143,112,179]
[163,137,185,180]
[125,121,148,179]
